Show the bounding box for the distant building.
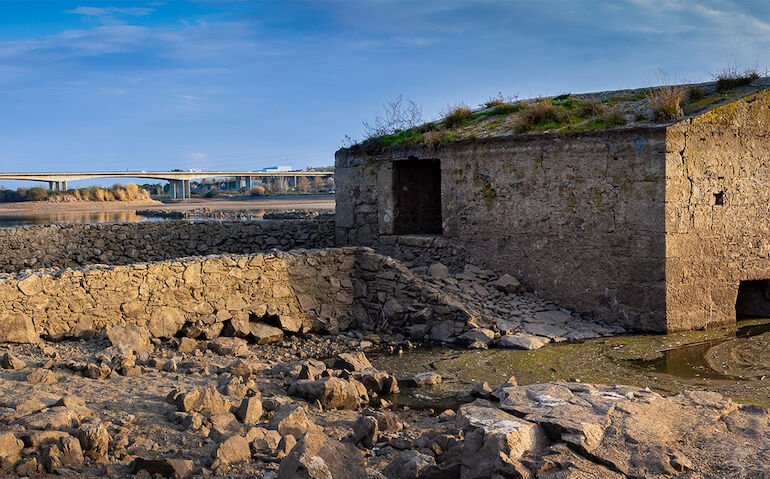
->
[261,166,293,172]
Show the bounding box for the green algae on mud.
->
[370,318,770,409]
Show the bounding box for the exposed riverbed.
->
[371,318,770,409]
[0,195,335,227]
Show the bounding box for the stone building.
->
[335,80,770,332]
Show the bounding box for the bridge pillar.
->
[61,181,67,191]
[48,181,54,191]
[183,180,191,199]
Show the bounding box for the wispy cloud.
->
[65,6,155,17]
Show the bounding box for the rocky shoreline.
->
[0,326,768,478]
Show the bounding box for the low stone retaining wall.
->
[0,247,473,342]
[0,218,335,274]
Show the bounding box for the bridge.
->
[0,171,334,199]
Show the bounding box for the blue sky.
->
[1,0,769,188]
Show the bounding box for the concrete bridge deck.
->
[0,171,333,199]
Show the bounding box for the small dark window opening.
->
[392,159,442,235]
[736,280,770,318]
[714,191,724,206]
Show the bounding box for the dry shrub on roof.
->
[714,65,760,91]
[513,99,563,132]
[649,84,688,121]
[442,103,473,128]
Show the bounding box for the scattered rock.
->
[277,430,366,479]
[352,368,399,395]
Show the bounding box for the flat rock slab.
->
[496,333,550,350]
[522,322,569,339]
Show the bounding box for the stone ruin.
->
[335,82,770,332]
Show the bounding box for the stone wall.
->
[336,128,669,331]
[665,90,770,331]
[0,247,474,342]
[0,218,335,274]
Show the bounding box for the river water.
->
[371,318,770,410]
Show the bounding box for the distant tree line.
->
[0,184,151,203]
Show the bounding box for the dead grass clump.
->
[714,65,760,91]
[442,103,473,128]
[649,85,688,121]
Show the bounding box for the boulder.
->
[209,413,244,443]
[106,324,152,354]
[288,377,369,410]
[428,263,449,280]
[148,307,186,339]
[177,337,198,354]
[496,333,550,350]
[456,400,547,478]
[75,421,110,460]
[132,457,194,478]
[350,415,378,448]
[249,427,282,452]
[352,368,399,395]
[277,315,303,334]
[0,353,26,370]
[207,337,249,357]
[0,432,23,460]
[413,372,442,387]
[26,369,57,385]
[0,313,39,344]
[16,407,80,430]
[470,382,494,400]
[268,405,316,438]
[249,322,284,345]
[236,397,263,425]
[383,451,436,479]
[215,435,250,464]
[175,386,231,416]
[457,329,494,349]
[333,352,372,372]
[491,274,520,294]
[277,430,366,479]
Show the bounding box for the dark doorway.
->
[736,279,770,317]
[392,159,442,235]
